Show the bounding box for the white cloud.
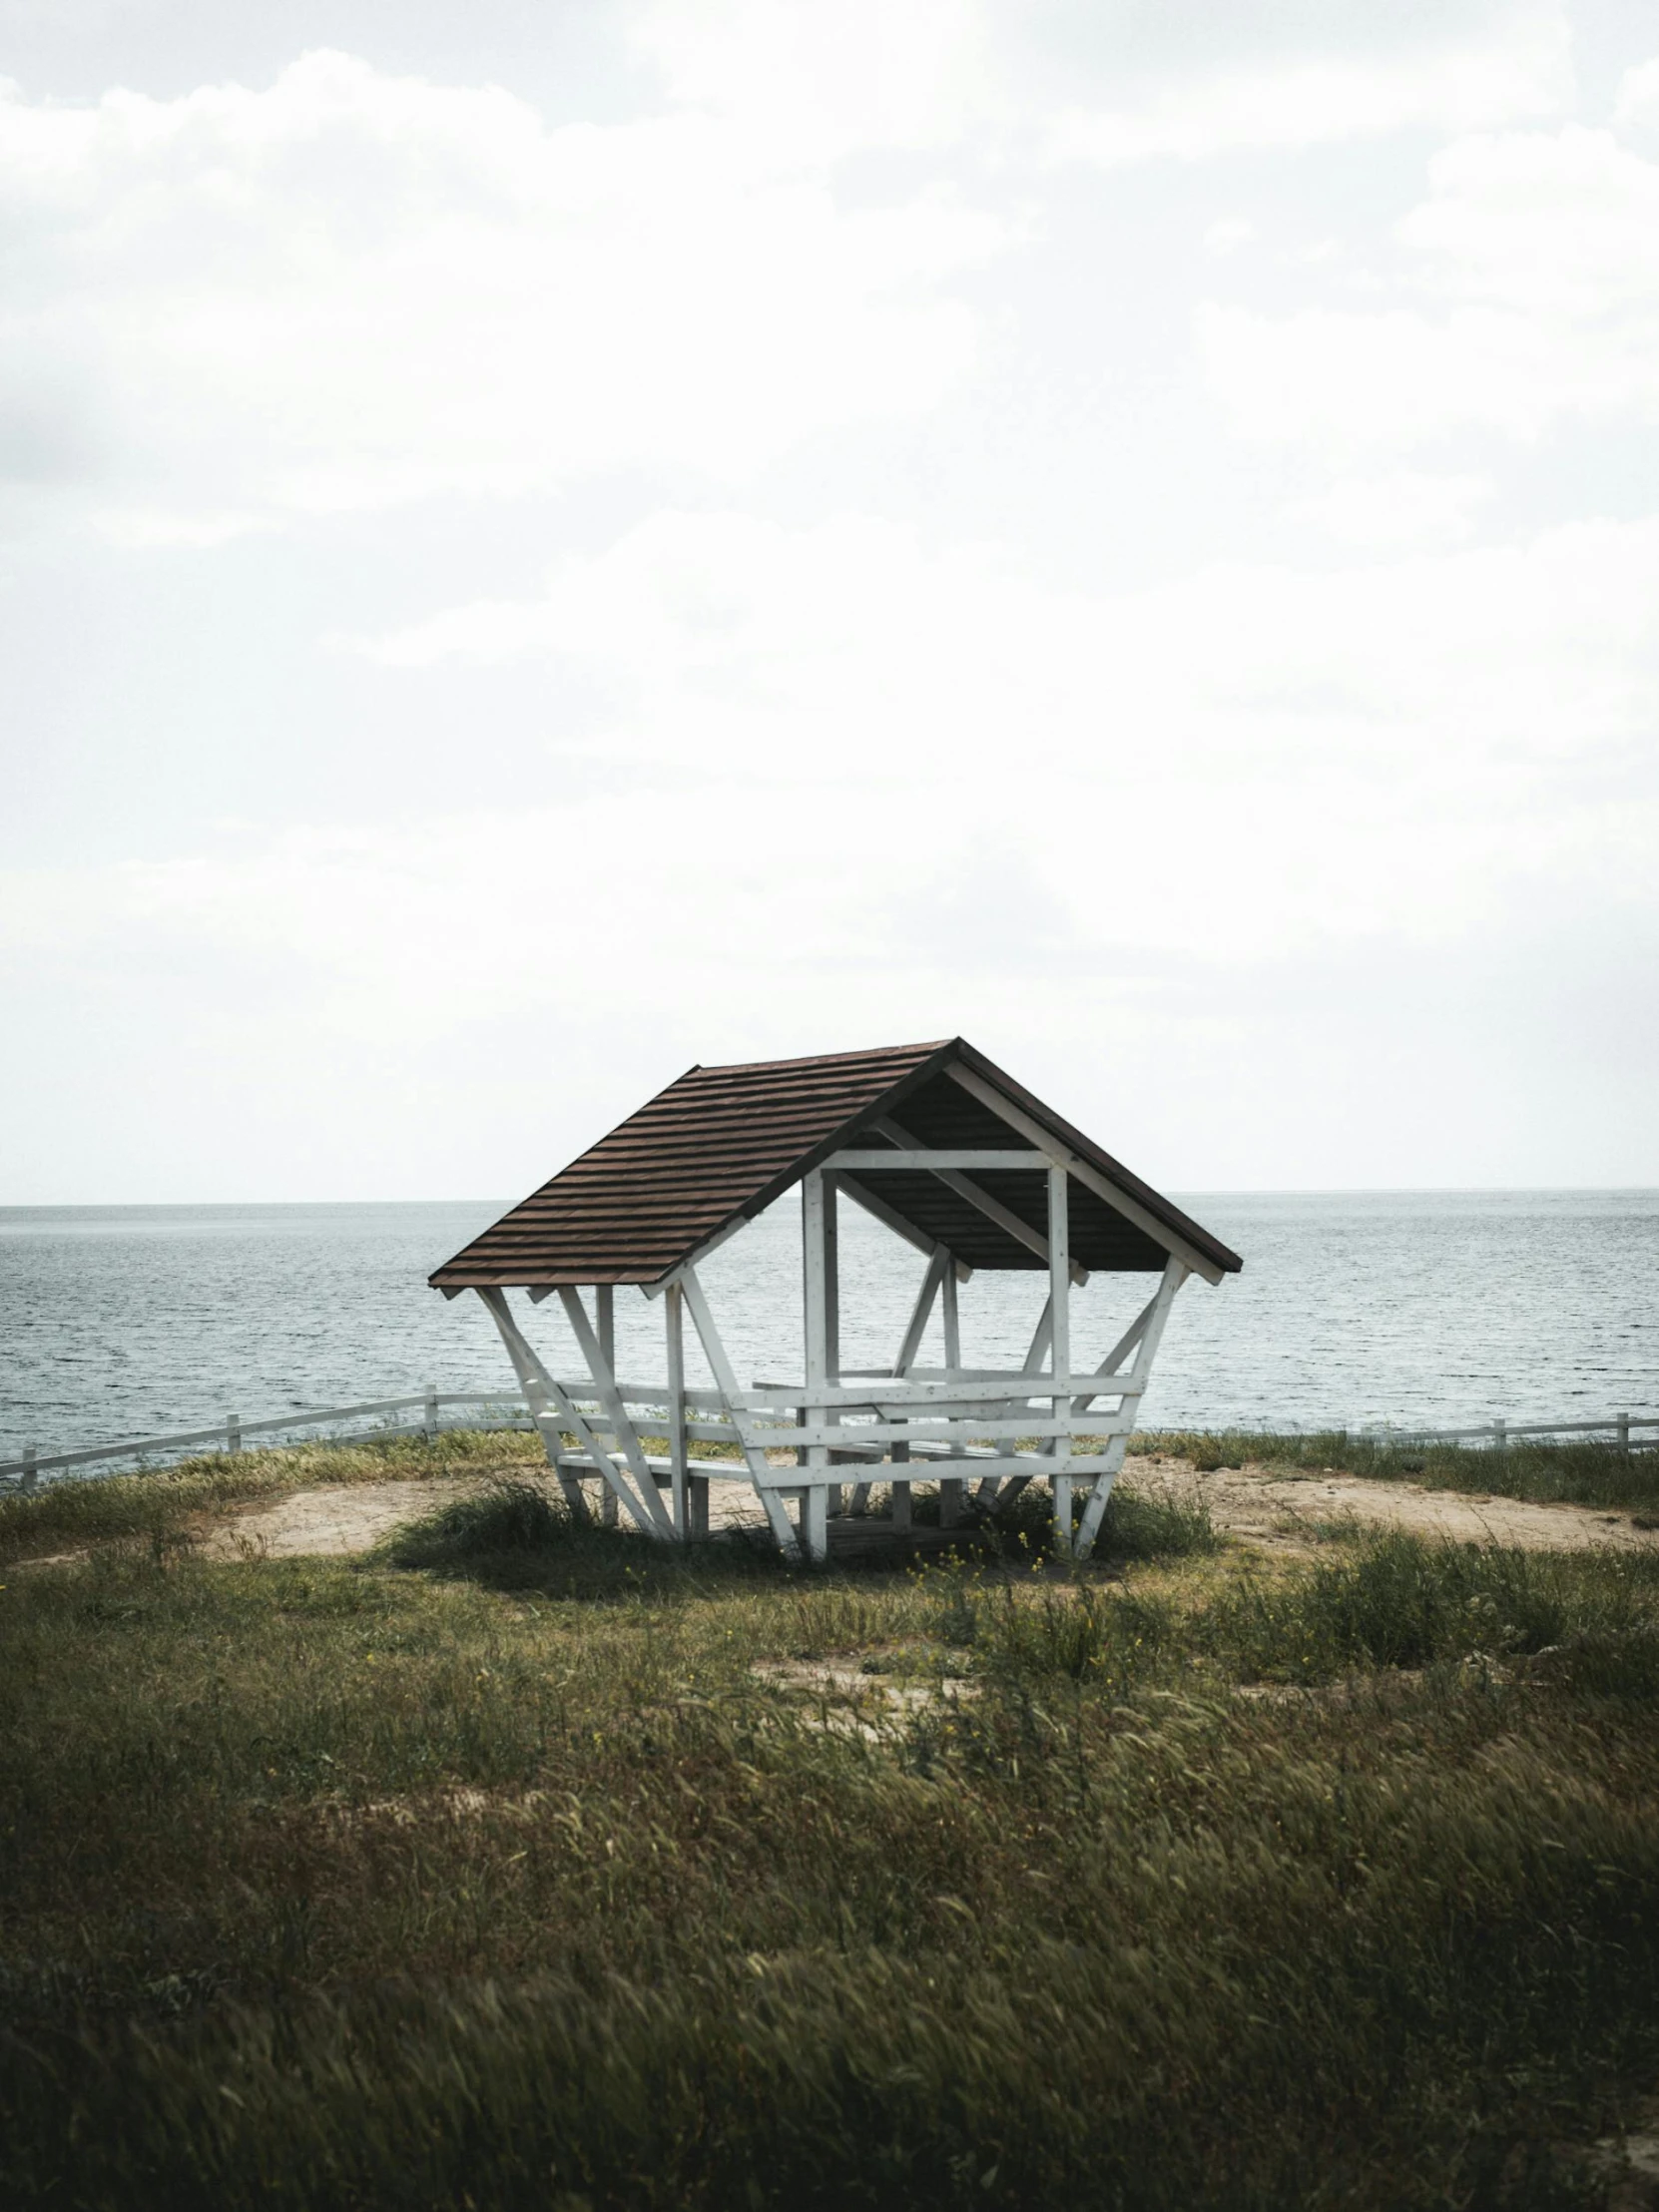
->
[0,50,1005,534]
[90,506,276,549]
[1204,217,1257,255]
[1045,4,1570,165]
[1613,54,1659,132]
[327,503,1659,970]
[1199,300,1590,446]
[1293,471,1492,549]
[635,0,1575,169]
[632,0,996,158]
[5,5,1659,1199]
[1200,120,1659,450]
[0,13,1593,553]
[1401,124,1659,314]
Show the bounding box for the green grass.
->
[1,1470,1657,2209]
[0,1427,545,1564]
[1134,1425,1659,1515]
[928,1526,1659,1699]
[368,1470,1222,1592]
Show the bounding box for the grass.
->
[1,1452,1657,2209]
[0,1427,545,1564]
[368,1470,1223,1592]
[1134,1425,1659,1516]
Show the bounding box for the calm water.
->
[1,1192,1656,1464]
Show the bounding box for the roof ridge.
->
[429,1035,1242,1290]
[686,1037,957,1078]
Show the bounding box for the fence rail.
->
[3,1396,1656,1496]
[1358,1412,1659,1450]
[0,1389,536,1493]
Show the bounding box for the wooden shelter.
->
[430,1039,1242,1563]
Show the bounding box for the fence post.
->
[424,1384,439,1443]
[1617,1410,1630,1455]
[22,1444,37,1495]
[1492,1417,1507,1452]
[227,1414,242,1455]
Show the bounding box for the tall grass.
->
[368,1471,1219,1588]
[969,1527,1659,1696]
[372,1476,791,1599]
[0,1427,543,1563]
[1134,1426,1659,1514]
[1199,1528,1659,1688]
[1,1515,1656,2207]
[987,1472,1219,1560]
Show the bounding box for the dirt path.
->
[194,1456,1658,1562]
[198,1477,492,1559]
[197,1469,769,1559]
[1128,1453,1658,1554]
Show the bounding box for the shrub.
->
[372,1477,577,1571]
[988,1477,1218,1562]
[1197,1529,1659,1685]
[977,1580,1173,1686]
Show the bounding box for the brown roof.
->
[429,1037,1242,1292]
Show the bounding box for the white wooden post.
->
[800,1482,829,1561]
[473,1287,593,1523]
[666,1282,690,1538]
[897,1246,949,1371]
[557,1287,675,1538]
[1025,1295,1055,1375]
[21,1444,37,1494]
[687,1472,711,1538]
[679,1266,801,1560]
[824,1177,839,1384]
[801,1170,836,1557]
[1048,1166,1072,1557]
[423,1384,438,1443]
[854,1243,951,1521]
[824,1173,842,1518]
[934,1250,967,1525]
[868,1112,1086,1283]
[978,1295,1053,1506]
[890,1473,911,1530]
[1072,1259,1188,1562]
[1617,1410,1630,1455]
[596,1285,619,1527]
[1493,1417,1507,1452]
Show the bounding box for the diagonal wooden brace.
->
[678,1267,804,1562]
[477,1289,666,1539]
[475,1288,592,1522]
[1072,1260,1189,1562]
[556,1289,677,1539]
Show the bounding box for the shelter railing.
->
[0,1368,1141,1496]
[6,1392,1654,1497]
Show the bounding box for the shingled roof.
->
[430,1037,1242,1293]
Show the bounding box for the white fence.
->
[2,1396,1655,1497]
[0,1389,536,1493]
[1358,1412,1659,1451]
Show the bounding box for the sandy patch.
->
[198,1467,769,1559]
[1126,1455,1659,1554]
[198,1476,494,1559]
[91,1451,1659,1568]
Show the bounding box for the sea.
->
[2,1192,1656,1468]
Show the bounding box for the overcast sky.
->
[3,0,1657,1203]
